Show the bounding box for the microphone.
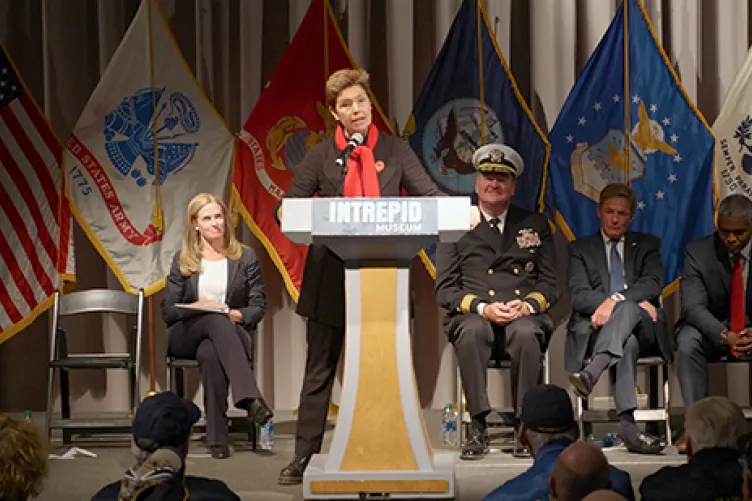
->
[335,132,365,171]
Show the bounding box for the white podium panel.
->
[282,197,470,500]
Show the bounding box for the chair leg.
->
[61,369,71,420]
[129,366,136,414]
[175,368,185,399]
[577,395,585,440]
[250,421,257,450]
[45,366,56,443]
[166,362,172,392]
[543,352,550,384]
[646,365,660,437]
[663,364,672,446]
[456,363,464,449]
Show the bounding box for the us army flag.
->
[715,46,752,201]
[65,0,234,295]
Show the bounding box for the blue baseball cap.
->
[132,392,200,452]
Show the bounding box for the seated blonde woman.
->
[0,415,48,500]
[162,193,269,459]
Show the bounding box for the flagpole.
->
[623,0,631,185]
[477,0,486,145]
[146,0,160,396]
[41,0,64,274]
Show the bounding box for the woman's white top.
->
[198,258,228,303]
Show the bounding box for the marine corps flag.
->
[547,0,714,290]
[233,0,391,300]
[65,0,234,295]
[404,0,550,272]
[714,46,752,201]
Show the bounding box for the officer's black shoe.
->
[461,427,487,460]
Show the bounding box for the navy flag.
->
[404,0,550,273]
[547,0,714,291]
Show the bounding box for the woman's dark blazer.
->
[283,133,442,327]
[161,247,266,336]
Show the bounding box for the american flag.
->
[0,44,75,343]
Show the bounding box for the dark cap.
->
[472,144,525,177]
[520,384,576,433]
[132,392,200,452]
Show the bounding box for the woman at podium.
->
[162,193,270,459]
[277,68,443,485]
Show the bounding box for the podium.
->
[282,197,470,500]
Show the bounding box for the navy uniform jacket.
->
[481,440,635,501]
[435,205,559,334]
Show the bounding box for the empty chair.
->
[45,289,144,444]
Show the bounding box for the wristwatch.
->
[610,293,624,303]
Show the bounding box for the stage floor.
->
[32,410,685,501]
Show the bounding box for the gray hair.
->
[686,396,746,453]
[526,427,579,453]
[718,194,752,222]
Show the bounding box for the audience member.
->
[0,415,48,501]
[92,392,240,501]
[481,384,634,501]
[550,441,612,501]
[639,396,746,501]
[583,490,628,501]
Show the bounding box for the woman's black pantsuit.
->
[162,247,266,446]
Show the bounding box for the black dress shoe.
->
[569,371,594,398]
[248,399,274,427]
[209,444,230,459]
[624,432,666,455]
[278,455,312,485]
[461,427,487,460]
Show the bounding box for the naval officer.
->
[435,143,559,460]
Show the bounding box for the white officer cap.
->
[471,144,525,178]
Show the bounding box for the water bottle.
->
[259,420,274,450]
[23,410,32,423]
[441,403,457,446]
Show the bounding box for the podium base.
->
[302,452,455,500]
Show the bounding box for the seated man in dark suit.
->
[639,396,745,501]
[676,194,752,452]
[567,183,670,454]
[436,143,559,460]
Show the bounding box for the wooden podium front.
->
[282,197,469,500]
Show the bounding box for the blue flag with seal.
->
[404,0,549,274]
[547,0,714,291]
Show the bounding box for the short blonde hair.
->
[178,193,242,276]
[0,415,48,500]
[686,396,746,453]
[325,68,371,109]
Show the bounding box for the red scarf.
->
[336,123,381,197]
